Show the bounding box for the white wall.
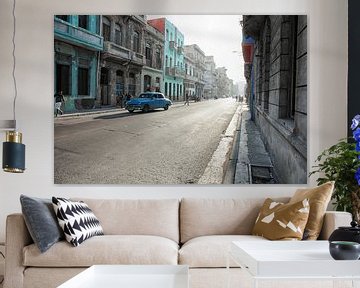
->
[0,0,348,242]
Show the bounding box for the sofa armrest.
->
[318,211,352,240]
[4,213,33,288]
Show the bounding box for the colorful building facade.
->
[148,18,185,101]
[100,15,147,106]
[54,15,103,112]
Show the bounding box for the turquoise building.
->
[54,15,103,112]
[148,18,185,101]
[164,19,185,101]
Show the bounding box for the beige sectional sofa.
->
[5,198,352,288]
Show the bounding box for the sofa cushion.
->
[180,198,289,243]
[52,197,104,247]
[290,181,334,240]
[179,235,267,268]
[72,198,179,243]
[20,195,64,253]
[23,235,178,267]
[252,198,310,240]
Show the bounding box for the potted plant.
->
[310,115,360,222]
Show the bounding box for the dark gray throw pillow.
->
[20,195,64,253]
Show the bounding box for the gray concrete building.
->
[204,56,217,99]
[215,67,230,98]
[99,15,147,106]
[184,44,206,100]
[184,54,196,97]
[242,15,307,184]
[141,22,164,93]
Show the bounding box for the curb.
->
[197,103,243,184]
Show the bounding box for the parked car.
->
[125,92,172,113]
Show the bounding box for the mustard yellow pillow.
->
[289,181,334,240]
[252,198,310,240]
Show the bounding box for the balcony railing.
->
[103,42,145,65]
[165,66,185,78]
[54,18,103,51]
[185,74,198,82]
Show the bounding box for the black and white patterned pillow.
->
[52,197,104,247]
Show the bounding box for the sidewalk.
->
[234,105,276,184]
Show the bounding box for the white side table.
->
[228,240,360,288]
[58,265,189,288]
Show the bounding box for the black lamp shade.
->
[2,131,25,173]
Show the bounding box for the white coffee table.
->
[57,265,189,288]
[229,241,360,288]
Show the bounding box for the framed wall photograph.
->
[54,14,307,185]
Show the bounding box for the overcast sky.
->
[148,15,245,84]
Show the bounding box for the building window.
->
[128,73,136,96]
[165,82,168,96]
[115,24,122,46]
[263,19,271,112]
[56,15,69,22]
[102,17,111,42]
[78,15,88,30]
[78,67,89,95]
[165,55,168,67]
[145,43,152,66]
[155,77,161,92]
[116,70,124,96]
[144,75,151,91]
[288,16,298,119]
[156,48,161,69]
[56,63,70,95]
[166,29,169,41]
[133,31,140,53]
[170,58,172,67]
[169,82,172,97]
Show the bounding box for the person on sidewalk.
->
[54,91,65,117]
[184,93,190,106]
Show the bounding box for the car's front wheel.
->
[164,104,169,111]
[142,105,150,113]
[127,109,134,113]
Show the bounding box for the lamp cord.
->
[12,0,17,130]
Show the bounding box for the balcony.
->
[169,40,177,50]
[165,66,185,78]
[103,42,145,66]
[54,18,103,51]
[185,74,197,82]
[177,46,184,54]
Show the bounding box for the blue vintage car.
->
[125,92,172,113]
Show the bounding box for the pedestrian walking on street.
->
[184,93,190,106]
[54,91,65,117]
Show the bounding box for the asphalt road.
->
[54,98,239,184]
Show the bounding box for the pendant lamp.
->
[1,0,25,173]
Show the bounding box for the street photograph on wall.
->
[54,15,307,185]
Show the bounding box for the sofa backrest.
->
[73,198,180,243]
[180,198,289,243]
